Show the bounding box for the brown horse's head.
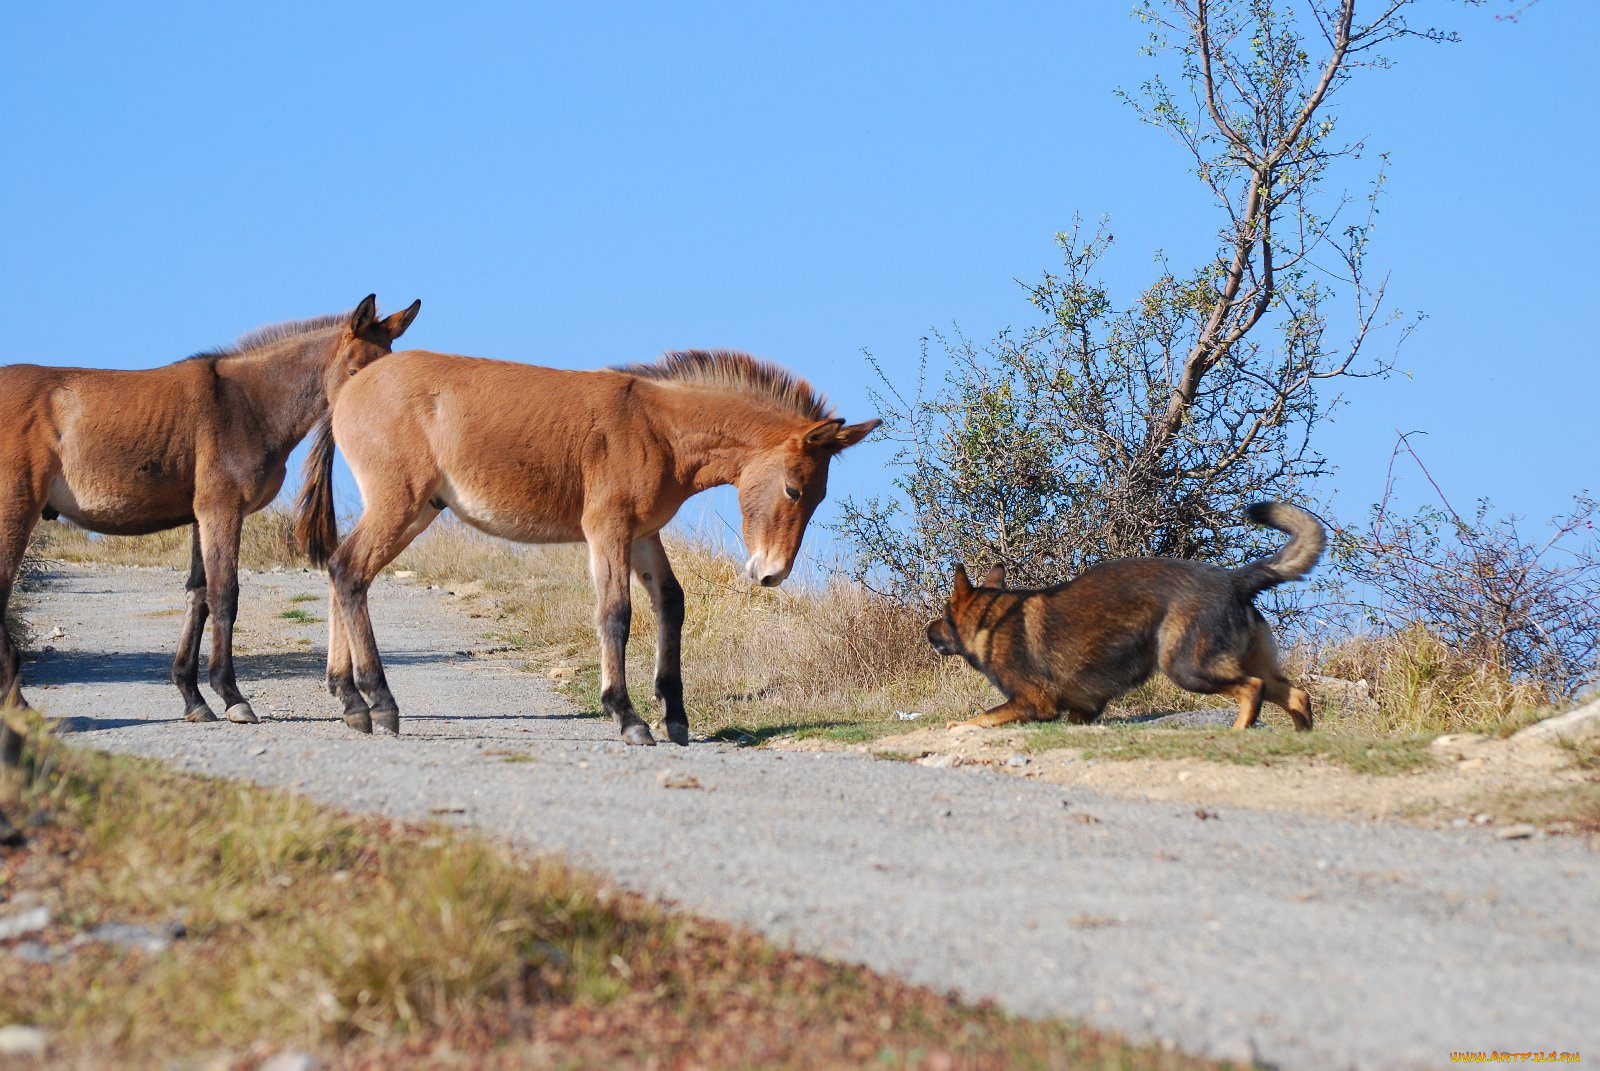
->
[735,416,881,586]
[327,294,421,391]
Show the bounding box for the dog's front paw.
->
[946,721,983,734]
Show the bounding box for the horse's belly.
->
[46,476,194,535]
[438,485,583,545]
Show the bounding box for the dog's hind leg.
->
[1261,675,1314,732]
[1225,677,1265,730]
[1242,625,1313,731]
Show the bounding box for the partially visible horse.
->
[296,349,880,745]
[0,295,420,750]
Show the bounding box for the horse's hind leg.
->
[328,499,439,735]
[171,525,216,722]
[585,515,654,746]
[632,534,688,746]
[325,584,370,732]
[195,505,257,724]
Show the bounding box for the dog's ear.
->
[982,564,1006,589]
[952,563,971,599]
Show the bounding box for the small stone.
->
[547,665,577,681]
[657,770,703,790]
[88,922,174,953]
[1496,824,1537,841]
[12,942,66,965]
[0,906,51,941]
[392,570,417,580]
[1005,753,1029,767]
[0,1025,48,1057]
[918,753,959,769]
[428,803,468,815]
[259,1052,323,1071]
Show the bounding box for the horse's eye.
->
[784,485,801,502]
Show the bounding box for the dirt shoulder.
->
[772,720,1600,836]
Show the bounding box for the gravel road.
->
[20,561,1600,1070]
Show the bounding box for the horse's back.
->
[335,351,665,542]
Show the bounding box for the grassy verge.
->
[1022,723,1437,777]
[0,736,1222,1071]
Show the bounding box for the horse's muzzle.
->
[743,553,791,588]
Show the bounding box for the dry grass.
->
[0,733,1221,1071]
[392,521,995,743]
[1304,624,1551,738]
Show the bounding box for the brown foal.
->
[0,295,418,751]
[296,349,879,745]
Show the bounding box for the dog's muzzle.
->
[926,617,958,656]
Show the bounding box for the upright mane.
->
[184,312,346,362]
[615,350,833,421]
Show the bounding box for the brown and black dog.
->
[927,502,1325,733]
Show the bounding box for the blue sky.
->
[2,1,1594,563]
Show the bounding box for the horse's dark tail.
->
[1230,502,1326,599]
[294,413,340,569]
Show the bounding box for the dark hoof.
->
[343,710,373,734]
[666,721,690,746]
[372,708,400,736]
[184,706,218,723]
[622,723,657,747]
[225,703,259,725]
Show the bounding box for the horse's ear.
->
[349,294,378,335]
[982,564,1006,589]
[380,298,421,340]
[952,563,971,599]
[801,417,882,452]
[834,418,882,450]
[800,418,845,449]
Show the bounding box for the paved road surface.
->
[19,562,1600,1069]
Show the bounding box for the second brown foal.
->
[297,349,879,745]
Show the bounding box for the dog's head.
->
[926,562,1007,658]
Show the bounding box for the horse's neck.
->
[655,391,790,492]
[222,336,334,450]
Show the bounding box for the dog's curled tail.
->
[1231,501,1326,598]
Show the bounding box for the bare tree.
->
[840,0,1460,607]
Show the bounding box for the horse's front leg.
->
[195,503,257,724]
[585,519,654,746]
[632,534,688,745]
[171,525,216,721]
